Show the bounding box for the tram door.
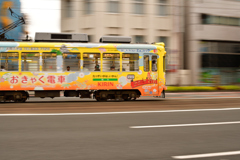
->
[152,55,159,96]
[143,54,159,96]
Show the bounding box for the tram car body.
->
[0,33,166,102]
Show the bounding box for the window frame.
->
[83,52,101,72]
[63,52,81,72]
[102,53,120,72]
[122,53,139,72]
[144,55,150,72]
[21,52,40,72]
[84,0,93,15]
[0,52,19,72]
[152,55,158,72]
[133,0,145,15]
[65,0,74,18]
[202,14,240,27]
[158,36,169,52]
[135,35,145,43]
[42,52,57,72]
[156,0,169,16]
[108,0,120,13]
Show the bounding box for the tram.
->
[0,33,166,102]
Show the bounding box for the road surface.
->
[0,92,240,160]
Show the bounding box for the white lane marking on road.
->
[172,151,240,159]
[1,107,240,116]
[130,121,240,129]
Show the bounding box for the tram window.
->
[21,52,40,71]
[144,55,149,72]
[63,52,80,71]
[122,53,139,71]
[152,55,158,72]
[103,53,120,71]
[42,52,57,71]
[83,53,101,71]
[0,52,19,71]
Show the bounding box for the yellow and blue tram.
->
[0,33,166,102]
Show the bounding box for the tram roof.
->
[0,41,165,48]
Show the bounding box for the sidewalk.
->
[166,85,240,92]
[165,91,240,99]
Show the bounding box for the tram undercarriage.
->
[0,91,29,103]
[0,90,141,102]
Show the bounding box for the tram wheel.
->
[13,92,22,103]
[13,92,28,103]
[20,98,27,103]
[14,98,26,103]
[14,99,21,103]
[96,97,107,102]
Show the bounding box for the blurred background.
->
[1,0,240,86]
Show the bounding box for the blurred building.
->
[184,0,240,85]
[61,0,175,44]
[61,0,185,85]
[60,0,240,86]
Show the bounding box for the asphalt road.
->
[0,92,240,160]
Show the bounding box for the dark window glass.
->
[202,54,240,68]
[152,55,158,72]
[144,55,149,72]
